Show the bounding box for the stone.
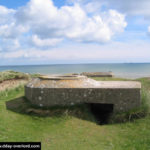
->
[25,75,141,113]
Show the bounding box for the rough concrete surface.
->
[25,75,141,112]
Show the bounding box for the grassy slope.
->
[0,71,30,82]
[0,76,150,150]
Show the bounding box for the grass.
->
[0,70,30,82]
[91,77,131,81]
[0,76,150,149]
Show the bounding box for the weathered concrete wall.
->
[25,78,141,113]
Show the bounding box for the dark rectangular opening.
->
[89,103,114,125]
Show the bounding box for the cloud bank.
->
[68,0,150,33]
[1,0,150,64]
[1,41,150,65]
[69,0,150,16]
[0,0,127,52]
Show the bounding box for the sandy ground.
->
[0,79,28,92]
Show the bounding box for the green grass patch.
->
[0,70,30,82]
[91,77,132,81]
[0,76,150,149]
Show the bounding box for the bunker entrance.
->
[89,103,114,125]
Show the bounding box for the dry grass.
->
[0,70,30,82]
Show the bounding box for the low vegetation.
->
[0,72,150,149]
[0,70,30,82]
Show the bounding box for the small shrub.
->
[0,70,30,82]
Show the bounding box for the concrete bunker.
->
[25,75,141,115]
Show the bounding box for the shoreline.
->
[0,69,150,80]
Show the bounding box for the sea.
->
[0,63,150,79]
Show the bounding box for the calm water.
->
[0,63,150,79]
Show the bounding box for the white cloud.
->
[0,0,150,65]
[68,0,150,16]
[0,39,20,51]
[0,5,15,24]
[105,0,150,39]
[68,0,150,40]
[15,0,126,43]
[148,26,150,35]
[107,0,150,16]
[0,23,27,39]
[0,6,24,39]
[31,35,63,47]
[0,0,127,52]
[81,1,104,14]
[1,40,150,63]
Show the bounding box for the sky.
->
[0,0,150,65]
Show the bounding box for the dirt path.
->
[0,79,28,92]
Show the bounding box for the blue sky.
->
[0,0,150,65]
[0,0,28,8]
[0,0,65,8]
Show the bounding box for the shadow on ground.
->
[6,97,140,125]
[6,97,98,123]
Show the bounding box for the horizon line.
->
[1,62,150,67]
